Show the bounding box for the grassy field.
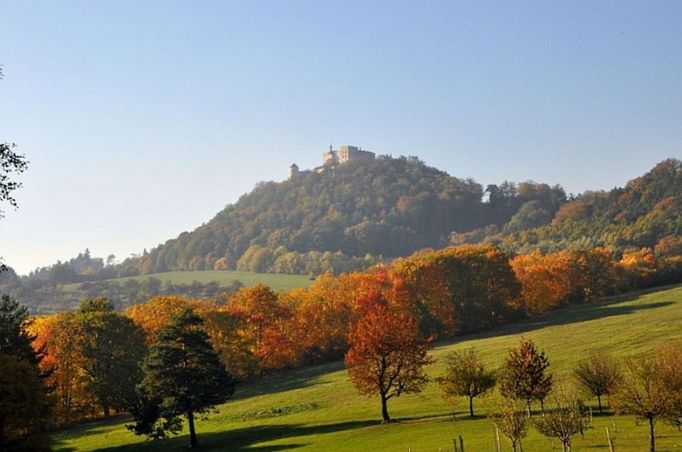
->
[53,284,682,451]
[64,270,313,293]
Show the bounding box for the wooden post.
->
[606,427,614,452]
[589,406,593,422]
[612,420,617,433]
[494,425,501,452]
[459,435,464,452]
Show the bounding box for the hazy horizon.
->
[1,0,680,274]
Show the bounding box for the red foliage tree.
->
[344,289,433,423]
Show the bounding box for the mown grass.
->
[64,270,313,293]
[54,285,682,451]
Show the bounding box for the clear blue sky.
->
[1,1,680,274]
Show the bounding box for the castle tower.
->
[289,163,300,179]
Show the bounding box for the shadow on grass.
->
[234,360,346,400]
[437,293,676,348]
[57,420,379,451]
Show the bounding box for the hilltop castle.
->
[322,145,375,166]
[289,145,375,179]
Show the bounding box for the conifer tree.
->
[129,308,236,448]
[0,295,52,451]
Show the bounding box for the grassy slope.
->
[64,270,312,293]
[54,285,682,451]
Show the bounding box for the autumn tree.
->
[395,245,521,337]
[489,398,529,452]
[344,289,433,423]
[197,308,259,381]
[77,298,147,415]
[534,392,587,452]
[510,251,572,314]
[288,274,353,363]
[125,295,192,342]
[34,312,97,423]
[657,342,682,430]
[573,351,621,413]
[225,284,297,374]
[0,295,51,451]
[439,347,496,417]
[130,309,236,448]
[499,338,553,417]
[612,354,670,452]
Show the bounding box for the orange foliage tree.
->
[394,245,521,337]
[224,284,298,375]
[345,287,433,423]
[30,313,98,424]
[510,251,572,314]
[125,295,191,342]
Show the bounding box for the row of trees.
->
[25,244,682,427]
[351,329,681,452]
[2,275,246,314]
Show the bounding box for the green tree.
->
[129,309,236,448]
[0,295,51,451]
[0,143,29,271]
[438,347,496,417]
[77,298,147,416]
[499,338,553,417]
[573,351,621,413]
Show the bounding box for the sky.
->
[1,0,681,274]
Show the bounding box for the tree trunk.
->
[188,409,198,448]
[649,416,655,452]
[526,401,532,418]
[103,406,110,417]
[597,395,603,414]
[381,394,390,423]
[469,396,474,417]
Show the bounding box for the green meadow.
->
[64,270,313,294]
[54,284,682,451]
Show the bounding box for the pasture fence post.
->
[494,425,501,452]
[606,427,614,452]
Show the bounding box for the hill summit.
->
[117,152,679,276]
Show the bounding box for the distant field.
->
[54,284,682,451]
[65,270,313,293]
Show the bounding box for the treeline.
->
[1,275,245,313]
[22,244,682,430]
[4,158,679,316]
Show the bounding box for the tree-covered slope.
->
[131,156,565,275]
[498,158,682,254]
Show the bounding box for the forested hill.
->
[496,158,682,254]
[128,155,566,275]
[117,156,680,277]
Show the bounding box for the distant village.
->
[289,145,375,179]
